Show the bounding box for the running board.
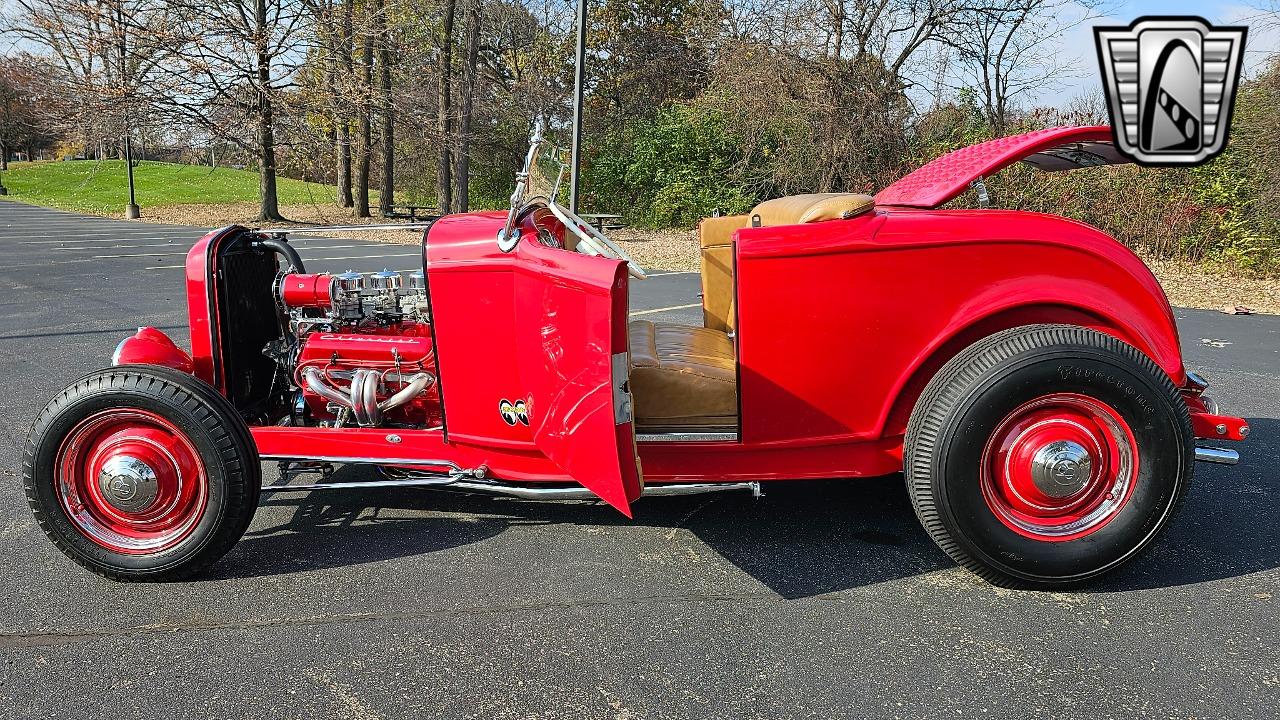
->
[262,465,762,500]
[1195,446,1239,465]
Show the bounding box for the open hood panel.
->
[875,126,1124,209]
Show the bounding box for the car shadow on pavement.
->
[202,464,510,581]
[212,463,953,594]
[210,419,1279,595]
[1097,416,1280,592]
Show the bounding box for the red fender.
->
[112,327,195,374]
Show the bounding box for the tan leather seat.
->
[750,193,874,226]
[628,320,737,431]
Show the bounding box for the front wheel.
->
[905,325,1194,588]
[23,366,260,581]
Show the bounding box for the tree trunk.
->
[255,0,282,221]
[436,0,456,213]
[453,0,479,213]
[355,23,373,217]
[1,140,7,171]
[337,0,354,208]
[376,0,394,216]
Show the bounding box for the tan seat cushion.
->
[751,193,874,226]
[628,320,737,430]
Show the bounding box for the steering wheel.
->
[546,202,648,279]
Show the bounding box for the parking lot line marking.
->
[149,252,420,269]
[73,243,373,254]
[17,235,368,245]
[629,303,701,316]
[2,229,202,238]
[18,236,201,244]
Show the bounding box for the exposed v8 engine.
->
[275,268,441,429]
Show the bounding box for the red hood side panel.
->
[875,126,1116,208]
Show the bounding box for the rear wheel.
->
[24,366,259,581]
[905,325,1193,588]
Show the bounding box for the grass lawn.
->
[0,160,360,214]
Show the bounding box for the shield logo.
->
[1095,17,1247,165]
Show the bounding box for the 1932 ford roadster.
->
[23,124,1249,588]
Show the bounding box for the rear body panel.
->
[733,208,1185,446]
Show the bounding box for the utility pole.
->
[118,3,139,219]
[568,0,586,215]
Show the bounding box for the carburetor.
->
[275,268,429,330]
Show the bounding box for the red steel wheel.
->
[906,325,1193,589]
[25,366,259,581]
[980,393,1138,542]
[55,409,210,554]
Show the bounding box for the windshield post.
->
[497,119,546,252]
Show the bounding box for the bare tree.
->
[943,0,1099,133]
[453,0,480,212]
[0,58,65,167]
[436,0,456,213]
[338,0,355,206]
[376,0,395,216]
[149,0,306,220]
[354,8,374,216]
[5,0,169,156]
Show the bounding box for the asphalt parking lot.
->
[0,200,1277,719]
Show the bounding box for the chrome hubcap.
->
[1030,440,1093,498]
[97,455,159,512]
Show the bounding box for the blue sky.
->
[1031,0,1278,106]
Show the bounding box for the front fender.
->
[112,327,194,374]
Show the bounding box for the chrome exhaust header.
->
[301,367,435,427]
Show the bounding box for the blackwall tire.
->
[23,365,260,581]
[904,325,1194,589]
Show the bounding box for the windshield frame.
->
[498,119,563,252]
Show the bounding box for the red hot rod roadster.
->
[24,124,1248,588]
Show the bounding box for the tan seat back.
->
[750,193,874,226]
[698,214,749,333]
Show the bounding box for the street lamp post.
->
[123,134,139,218]
[118,3,139,219]
[568,0,587,215]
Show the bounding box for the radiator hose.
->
[253,236,306,273]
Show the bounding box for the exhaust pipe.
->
[1195,446,1239,465]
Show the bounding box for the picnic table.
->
[385,205,440,222]
[579,213,626,232]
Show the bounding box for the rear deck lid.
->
[874,126,1127,209]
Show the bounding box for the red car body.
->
[116,125,1247,518]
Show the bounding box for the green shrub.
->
[584,104,758,227]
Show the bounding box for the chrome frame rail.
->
[636,431,738,442]
[261,460,762,499]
